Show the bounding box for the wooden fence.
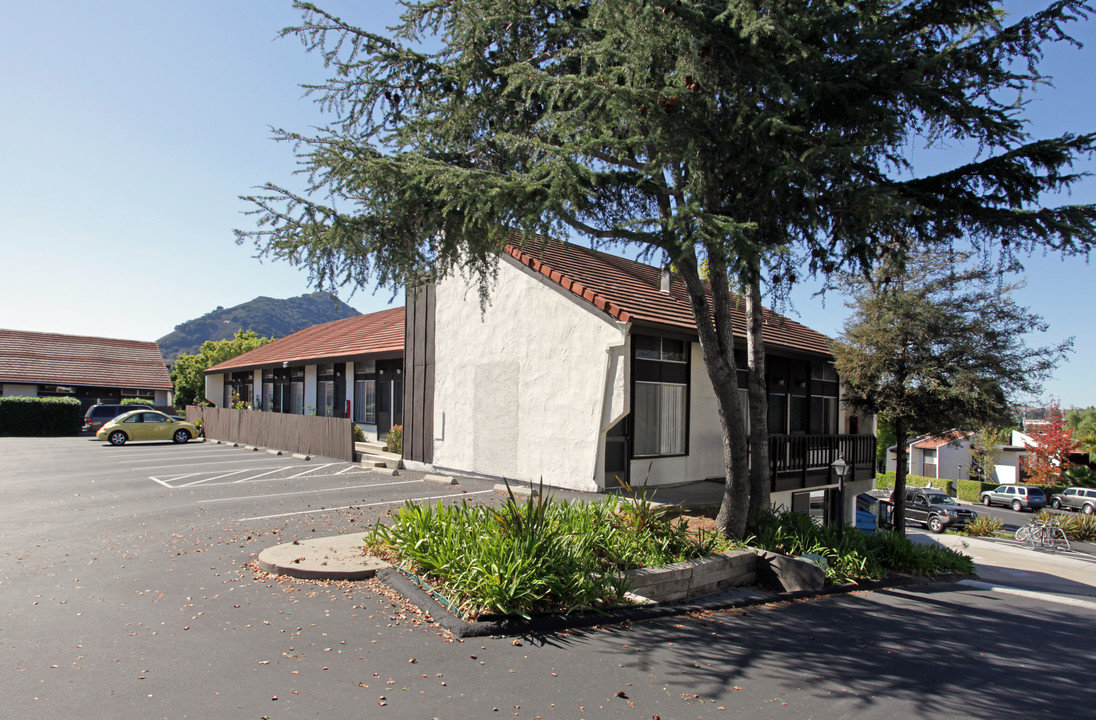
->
[186,406,354,462]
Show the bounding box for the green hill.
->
[157,292,361,361]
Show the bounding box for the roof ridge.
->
[505,244,634,323]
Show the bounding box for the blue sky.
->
[0,1,1092,406]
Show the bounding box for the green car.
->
[96,410,199,446]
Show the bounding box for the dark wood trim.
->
[403,284,436,463]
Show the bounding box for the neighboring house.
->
[0,328,172,409]
[402,238,876,525]
[885,430,973,483]
[203,307,404,442]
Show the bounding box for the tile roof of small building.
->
[912,431,971,449]
[206,306,405,373]
[0,329,172,390]
[504,236,833,356]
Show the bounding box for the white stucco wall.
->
[431,257,627,491]
[205,374,224,407]
[154,389,171,406]
[630,341,725,486]
[2,383,38,397]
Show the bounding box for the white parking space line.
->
[150,467,375,489]
[200,480,421,504]
[127,457,297,471]
[176,469,253,487]
[115,449,243,463]
[232,468,285,483]
[287,464,336,479]
[239,489,496,521]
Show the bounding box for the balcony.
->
[768,434,876,493]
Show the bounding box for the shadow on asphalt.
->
[540,583,1096,719]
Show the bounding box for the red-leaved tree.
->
[1023,404,1076,485]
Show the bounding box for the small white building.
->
[885,431,973,483]
[401,238,876,523]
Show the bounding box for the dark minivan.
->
[83,403,154,433]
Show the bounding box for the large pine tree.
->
[240,0,1096,537]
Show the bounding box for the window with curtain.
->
[632,334,690,457]
[633,382,686,456]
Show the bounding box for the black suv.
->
[899,487,978,533]
[83,403,154,433]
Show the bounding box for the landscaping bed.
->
[365,488,974,625]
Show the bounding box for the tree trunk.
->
[892,417,908,536]
[676,253,750,538]
[745,268,770,515]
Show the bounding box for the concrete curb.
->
[257,534,388,581]
[377,565,961,638]
[423,474,456,485]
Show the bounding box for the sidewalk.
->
[910,531,1096,601]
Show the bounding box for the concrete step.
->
[354,441,403,469]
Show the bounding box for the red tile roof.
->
[206,307,405,373]
[912,431,971,449]
[0,329,172,390]
[504,237,833,356]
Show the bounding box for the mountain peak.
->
[157,292,361,360]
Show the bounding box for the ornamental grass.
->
[365,484,733,619]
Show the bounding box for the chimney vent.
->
[660,264,671,294]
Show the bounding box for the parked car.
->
[980,484,1047,512]
[96,410,199,446]
[897,487,978,533]
[1050,487,1096,515]
[83,403,154,433]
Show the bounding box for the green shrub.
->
[961,515,1004,537]
[1034,510,1096,542]
[366,486,734,619]
[0,396,83,436]
[1062,465,1096,487]
[121,397,152,406]
[876,472,953,494]
[957,479,996,503]
[385,424,402,454]
[748,508,974,584]
[352,424,366,443]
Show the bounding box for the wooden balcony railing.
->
[767,434,876,492]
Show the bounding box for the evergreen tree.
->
[239,0,1096,537]
[831,251,1068,534]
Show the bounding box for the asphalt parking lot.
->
[7,436,1096,720]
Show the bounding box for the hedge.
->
[0,396,83,436]
[957,479,995,503]
[875,471,955,494]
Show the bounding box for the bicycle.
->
[1015,516,1070,552]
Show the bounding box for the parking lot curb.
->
[376,565,966,638]
[257,534,388,580]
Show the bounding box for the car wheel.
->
[172,429,191,444]
[982,495,993,506]
[108,431,127,446]
[1011,499,1023,512]
[1053,499,1063,510]
[1084,504,1094,516]
[928,516,945,534]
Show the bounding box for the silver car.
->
[1050,487,1096,515]
[980,484,1047,512]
